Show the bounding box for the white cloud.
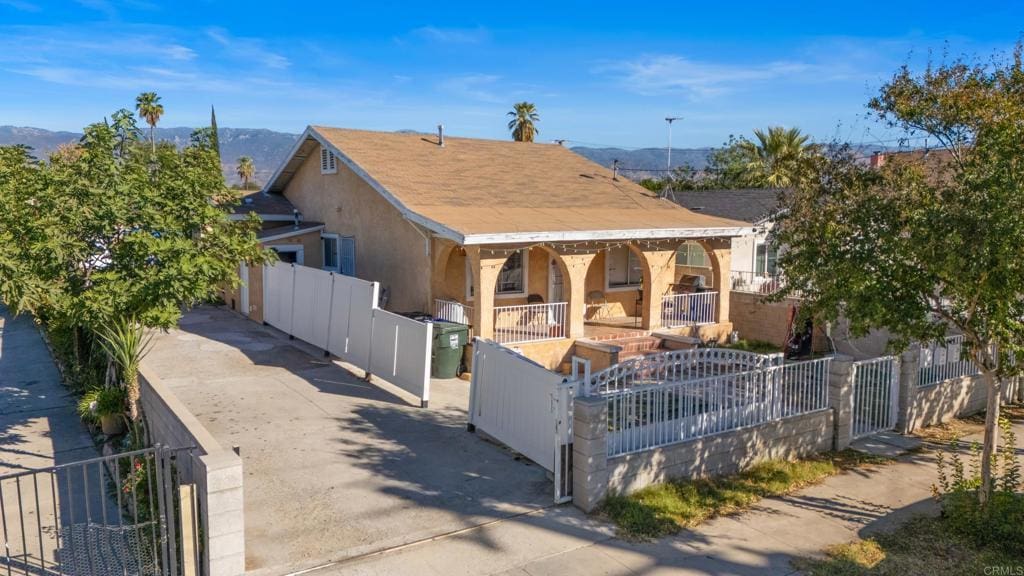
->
[600,54,816,98]
[0,0,40,11]
[412,25,489,44]
[205,27,290,69]
[437,73,504,103]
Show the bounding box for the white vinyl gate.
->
[262,262,432,406]
[851,356,899,438]
[468,339,576,502]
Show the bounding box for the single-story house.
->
[229,126,753,369]
[674,188,784,294]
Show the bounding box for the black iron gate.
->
[0,445,200,576]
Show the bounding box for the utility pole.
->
[665,116,682,171]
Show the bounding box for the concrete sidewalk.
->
[299,425,1022,576]
[0,305,99,473]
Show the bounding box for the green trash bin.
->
[431,321,470,379]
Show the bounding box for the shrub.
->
[77,386,127,423]
[933,417,1023,555]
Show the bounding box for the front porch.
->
[430,239,736,369]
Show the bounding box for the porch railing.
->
[661,291,716,327]
[434,298,473,326]
[730,271,802,298]
[494,302,567,344]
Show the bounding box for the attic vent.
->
[320,146,337,175]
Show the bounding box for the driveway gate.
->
[1,445,200,576]
[468,339,578,503]
[851,356,900,439]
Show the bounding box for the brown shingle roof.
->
[267,126,751,243]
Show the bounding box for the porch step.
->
[614,336,663,354]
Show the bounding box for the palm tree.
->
[507,102,540,142]
[738,126,813,188]
[135,92,164,152]
[236,156,255,190]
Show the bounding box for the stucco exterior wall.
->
[728,291,827,352]
[282,149,431,312]
[584,251,639,318]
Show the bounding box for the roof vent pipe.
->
[293,208,301,228]
[612,159,619,181]
[438,124,445,147]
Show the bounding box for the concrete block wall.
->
[827,355,855,450]
[139,365,245,576]
[572,393,834,512]
[903,372,1020,433]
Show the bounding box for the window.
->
[755,243,778,276]
[320,146,337,174]
[269,245,304,265]
[339,236,356,276]
[466,248,529,299]
[322,233,339,272]
[676,242,709,268]
[606,246,642,289]
[497,250,525,294]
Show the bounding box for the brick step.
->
[612,336,663,353]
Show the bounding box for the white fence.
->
[730,271,803,299]
[587,348,783,395]
[493,302,567,344]
[591,355,832,457]
[851,356,899,439]
[369,309,433,406]
[661,291,717,327]
[263,262,432,406]
[918,335,979,387]
[468,339,575,502]
[434,299,473,326]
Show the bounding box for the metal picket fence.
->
[0,446,199,576]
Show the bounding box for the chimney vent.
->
[438,124,445,147]
[293,209,301,228]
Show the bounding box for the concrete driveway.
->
[144,306,552,575]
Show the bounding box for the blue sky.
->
[1,1,1022,147]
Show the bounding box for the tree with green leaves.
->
[507,102,540,142]
[0,107,270,400]
[135,91,164,152]
[236,156,255,190]
[210,105,221,161]
[668,129,816,190]
[774,48,1024,505]
[737,126,814,188]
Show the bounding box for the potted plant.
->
[78,386,128,435]
[96,316,153,421]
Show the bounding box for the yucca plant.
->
[95,316,153,421]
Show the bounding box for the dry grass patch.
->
[793,515,1022,576]
[601,450,891,540]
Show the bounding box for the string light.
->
[477,237,728,258]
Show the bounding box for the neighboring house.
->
[674,189,784,294]
[231,125,752,369]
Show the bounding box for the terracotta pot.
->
[100,414,125,436]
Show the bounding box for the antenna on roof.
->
[665,116,682,171]
[660,179,677,203]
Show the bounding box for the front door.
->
[549,258,564,302]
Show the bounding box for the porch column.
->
[699,238,732,325]
[466,246,504,340]
[559,253,598,339]
[638,246,677,330]
[429,238,458,310]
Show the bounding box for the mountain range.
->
[0,125,721,185]
[0,125,893,186]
